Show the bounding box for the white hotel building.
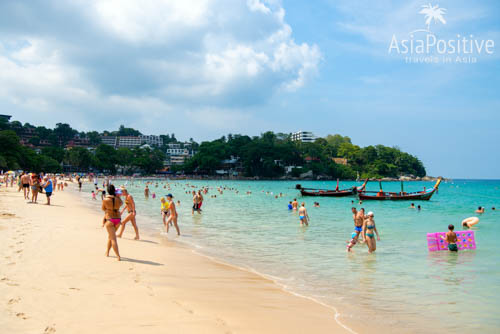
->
[291,131,316,143]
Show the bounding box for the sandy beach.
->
[0,185,353,334]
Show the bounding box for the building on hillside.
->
[332,157,348,166]
[0,114,12,121]
[140,135,163,146]
[100,135,163,148]
[167,143,181,149]
[166,147,186,155]
[66,137,90,148]
[101,136,117,147]
[117,136,142,148]
[305,156,320,163]
[291,131,316,143]
[168,153,191,165]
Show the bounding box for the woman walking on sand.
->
[102,184,122,261]
[117,188,139,240]
[362,211,380,253]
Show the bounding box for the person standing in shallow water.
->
[362,211,380,253]
[102,184,122,261]
[144,185,150,199]
[441,224,458,252]
[166,194,180,236]
[352,207,365,241]
[298,202,309,226]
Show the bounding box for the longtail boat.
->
[296,179,368,197]
[358,178,442,201]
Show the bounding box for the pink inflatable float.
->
[427,231,476,252]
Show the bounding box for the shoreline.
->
[0,185,364,334]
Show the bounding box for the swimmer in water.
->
[462,217,480,228]
[410,203,415,209]
[475,206,485,214]
[298,202,309,226]
[292,198,299,211]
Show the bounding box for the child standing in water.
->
[442,224,458,252]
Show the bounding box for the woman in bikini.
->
[362,211,380,253]
[117,188,140,240]
[102,184,123,261]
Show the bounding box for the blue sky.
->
[0,0,498,178]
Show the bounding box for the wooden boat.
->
[358,178,442,201]
[296,179,367,197]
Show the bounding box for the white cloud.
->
[0,0,322,139]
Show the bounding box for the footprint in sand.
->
[16,312,28,320]
[44,325,56,333]
[69,287,80,291]
[8,297,20,305]
[216,318,232,334]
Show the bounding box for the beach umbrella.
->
[7,170,15,174]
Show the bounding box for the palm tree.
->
[419,3,446,31]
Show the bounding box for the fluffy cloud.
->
[0,0,321,136]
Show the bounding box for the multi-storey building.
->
[140,135,163,146]
[101,135,163,148]
[100,136,116,146]
[117,136,142,148]
[291,131,316,143]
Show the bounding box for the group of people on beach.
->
[97,178,182,261]
[4,171,58,205]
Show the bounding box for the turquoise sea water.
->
[82,179,500,333]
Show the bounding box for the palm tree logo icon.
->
[419,3,446,32]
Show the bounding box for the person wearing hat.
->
[362,211,380,253]
[165,194,180,236]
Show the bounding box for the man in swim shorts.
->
[442,224,458,252]
[354,207,365,240]
[192,190,201,215]
[292,198,299,211]
[21,172,30,199]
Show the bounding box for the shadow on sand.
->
[121,257,163,266]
